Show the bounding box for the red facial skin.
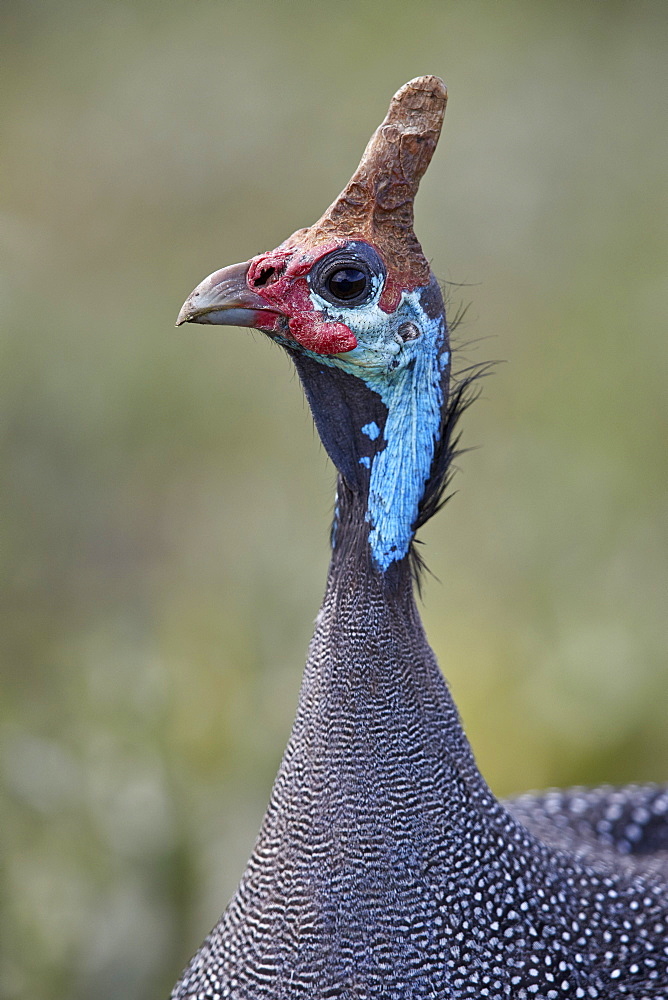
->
[377,277,403,313]
[244,239,414,355]
[245,241,355,354]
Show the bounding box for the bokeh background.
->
[2,1,667,997]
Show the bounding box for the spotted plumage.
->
[174,77,668,999]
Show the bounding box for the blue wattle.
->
[361,308,447,571]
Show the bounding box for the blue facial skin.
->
[301,278,449,573]
[361,422,381,441]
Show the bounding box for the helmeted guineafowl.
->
[174,76,668,1000]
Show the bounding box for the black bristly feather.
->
[408,366,485,589]
[408,279,495,583]
[413,372,480,531]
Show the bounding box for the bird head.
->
[177,76,453,572]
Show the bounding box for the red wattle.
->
[288,314,357,355]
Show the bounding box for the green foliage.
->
[1,1,666,997]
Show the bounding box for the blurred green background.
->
[2,1,666,997]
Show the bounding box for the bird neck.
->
[264,543,490,844]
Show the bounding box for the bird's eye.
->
[310,242,384,308]
[326,267,369,302]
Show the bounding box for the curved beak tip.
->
[175,301,193,327]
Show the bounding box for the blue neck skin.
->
[294,279,449,573]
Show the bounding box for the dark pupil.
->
[326,267,368,301]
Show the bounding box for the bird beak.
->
[176,260,281,329]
